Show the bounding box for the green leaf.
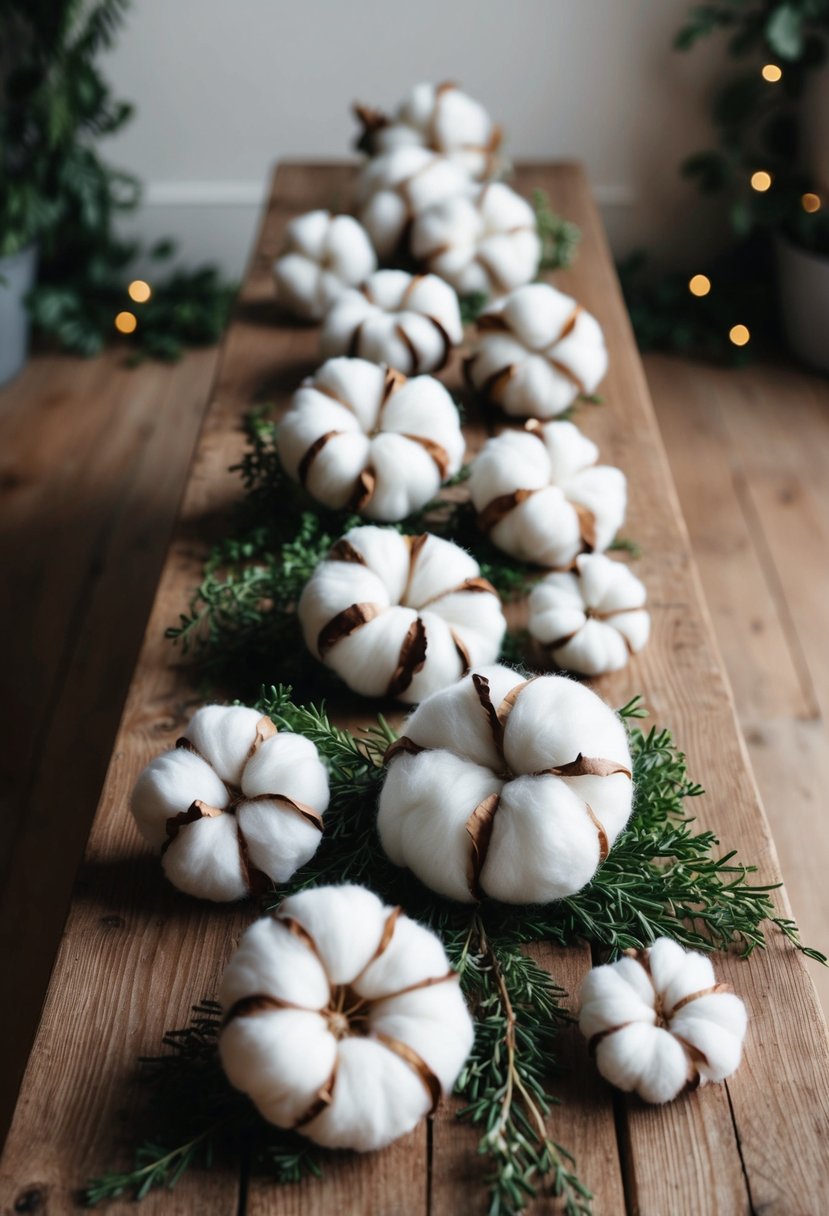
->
[766,5,804,60]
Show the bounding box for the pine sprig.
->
[533,190,581,271]
[450,916,591,1216]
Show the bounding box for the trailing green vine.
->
[82,689,822,1210]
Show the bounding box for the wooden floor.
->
[0,336,826,1143]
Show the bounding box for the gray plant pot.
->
[0,243,38,386]
[776,234,829,375]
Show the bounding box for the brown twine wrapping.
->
[373,1032,442,1114]
[298,431,341,487]
[477,487,537,533]
[386,616,428,698]
[465,792,501,900]
[292,1064,339,1129]
[395,322,420,374]
[317,602,383,659]
[328,538,367,565]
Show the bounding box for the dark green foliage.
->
[0,0,233,358]
[83,687,823,1210]
[533,190,582,271]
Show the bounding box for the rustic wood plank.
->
[647,353,829,1015]
[1,163,828,1216]
[0,347,219,1137]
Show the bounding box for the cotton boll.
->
[278,358,464,522]
[579,939,748,1103]
[320,270,462,375]
[356,82,501,180]
[466,282,608,418]
[219,884,474,1152]
[130,705,328,901]
[379,666,633,903]
[412,183,540,298]
[297,527,506,704]
[273,211,377,321]
[469,420,627,569]
[529,555,650,677]
[356,148,470,259]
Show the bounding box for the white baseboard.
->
[142,178,637,208]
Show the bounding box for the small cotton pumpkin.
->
[298,526,506,703]
[466,282,608,418]
[355,81,501,179]
[529,554,650,676]
[273,210,377,321]
[356,147,470,260]
[321,269,463,375]
[411,182,540,298]
[131,705,328,901]
[219,883,474,1151]
[277,357,464,521]
[378,665,633,903]
[468,419,627,569]
[579,938,748,1104]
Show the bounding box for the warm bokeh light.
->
[729,324,750,347]
[688,274,711,297]
[115,310,138,334]
[751,170,773,192]
[128,279,152,303]
[802,192,822,214]
[761,63,782,82]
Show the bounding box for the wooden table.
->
[1,163,827,1215]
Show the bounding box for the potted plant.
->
[0,0,232,383]
[622,0,829,369]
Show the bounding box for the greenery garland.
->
[83,689,822,1212]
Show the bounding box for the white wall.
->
[105,0,728,278]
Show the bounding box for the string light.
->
[115,310,138,334]
[750,170,772,192]
[688,274,711,297]
[761,63,782,82]
[128,279,152,303]
[802,192,822,214]
[729,324,750,347]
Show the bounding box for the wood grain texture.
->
[1,163,828,1215]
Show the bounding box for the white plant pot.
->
[775,235,829,374]
[0,243,38,386]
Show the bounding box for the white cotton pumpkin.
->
[411,182,540,298]
[277,357,465,522]
[378,665,633,904]
[298,526,506,704]
[273,210,377,321]
[355,147,471,260]
[468,419,627,569]
[579,938,748,1104]
[466,282,608,418]
[356,81,501,179]
[131,705,328,901]
[219,883,474,1152]
[321,269,463,375]
[528,554,650,676]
